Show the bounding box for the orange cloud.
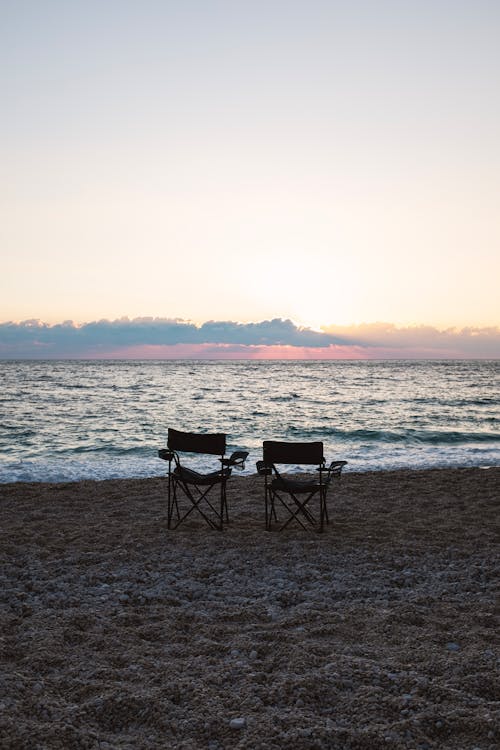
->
[0,318,498,358]
[92,343,368,360]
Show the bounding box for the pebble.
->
[3,473,498,749]
[229,717,246,730]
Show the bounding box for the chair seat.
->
[173,466,230,486]
[271,477,321,494]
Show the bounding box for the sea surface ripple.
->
[0,359,499,482]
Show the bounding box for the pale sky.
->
[1,0,500,332]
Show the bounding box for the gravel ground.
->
[1,467,499,749]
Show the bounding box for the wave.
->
[1,360,498,482]
[288,426,500,445]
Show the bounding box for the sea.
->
[0,359,499,483]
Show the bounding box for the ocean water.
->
[0,359,499,483]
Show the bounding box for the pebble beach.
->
[1,468,499,749]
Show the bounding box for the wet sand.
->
[1,468,499,749]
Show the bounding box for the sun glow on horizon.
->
[1,2,500,333]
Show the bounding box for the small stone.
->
[118,594,129,603]
[446,642,460,652]
[249,650,258,660]
[32,682,43,694]
[229,717,246,730]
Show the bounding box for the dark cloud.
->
[0,317,341,357]
[198,319,345,347]
[0,318,498,358]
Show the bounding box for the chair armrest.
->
[317,460,347,477]
[220,451,249,468]
[158,449,174,461]
[328,460,347,477]
[256,460,272,476]
[329,460,347,470]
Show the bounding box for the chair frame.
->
[159,429,247,530]
[257,440,347,532]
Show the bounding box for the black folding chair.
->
[256,440,347,532]
[158,429,248,530]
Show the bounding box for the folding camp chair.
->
[256,440,347,532]
[158,429,248,530]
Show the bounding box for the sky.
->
[1,1,499,358]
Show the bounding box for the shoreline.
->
[2,467,499,748]
[1,463,499,488]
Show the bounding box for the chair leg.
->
[222,481,229,524]
[264,478,275,530]
[167,479,179,529]
[275,492,311,532]
[169,481,225,530]
[273,490,326,533]
[271,496,278,522]
[319,488,326,533]
[265,487,279,530]
[167,464,181,529]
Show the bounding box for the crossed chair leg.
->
[168,480,228,530]
[266,489,328,532]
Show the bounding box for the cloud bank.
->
[0,318,498,359]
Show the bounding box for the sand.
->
[1,468,499,749]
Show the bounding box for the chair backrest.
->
[168,428,226,456]
[263,440,324,466]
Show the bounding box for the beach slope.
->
[1,468,499,749]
